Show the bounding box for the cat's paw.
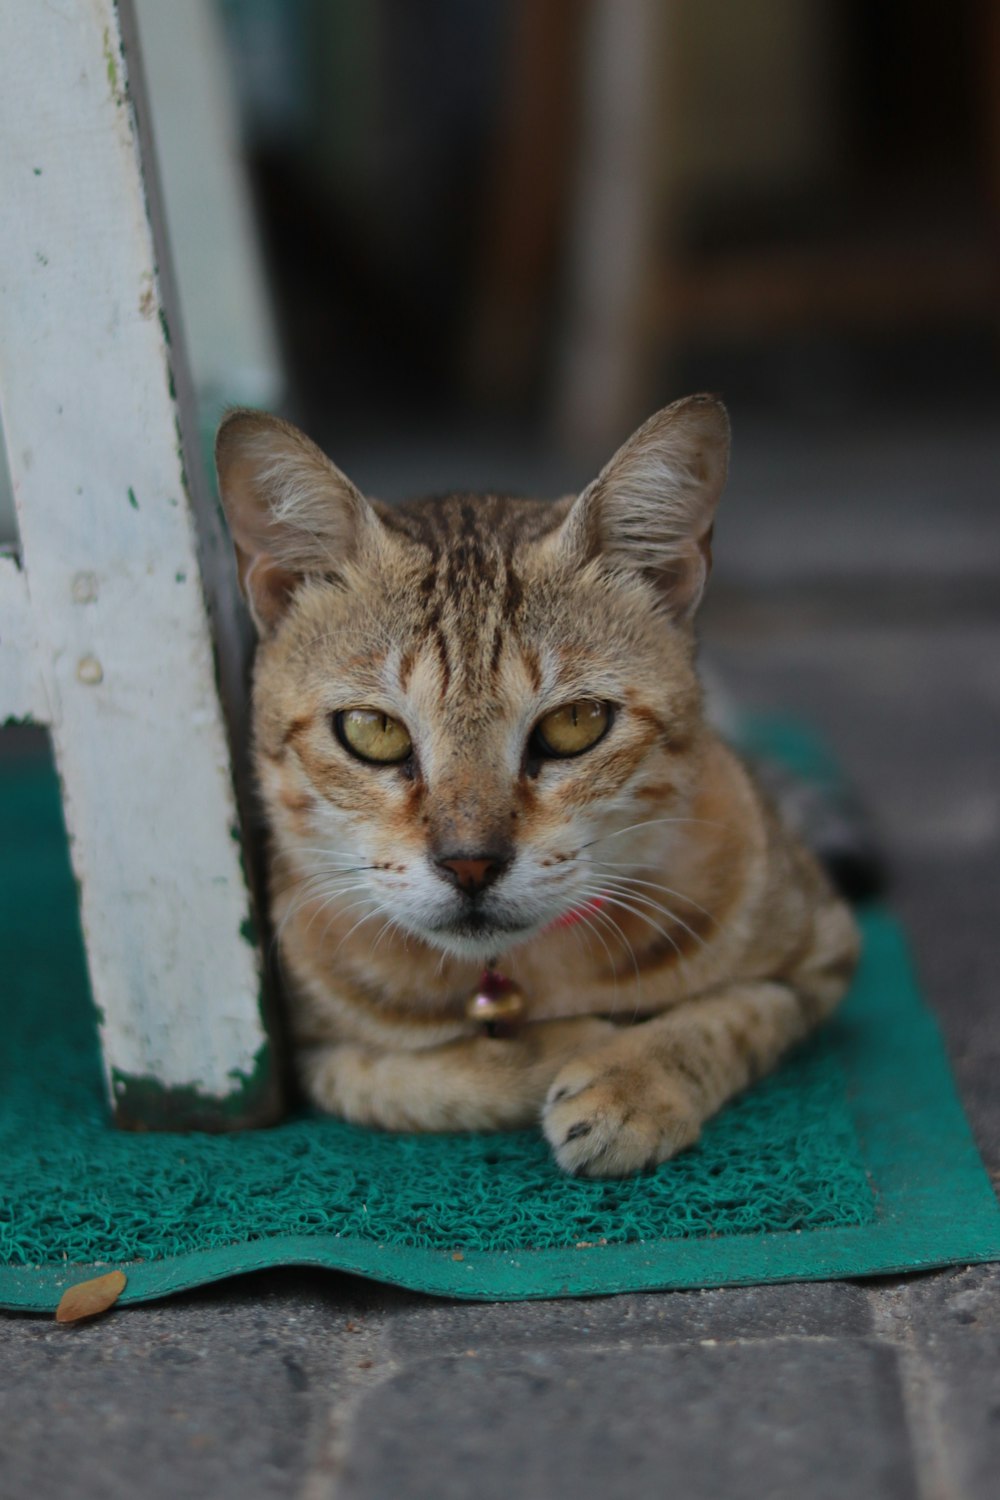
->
[542,1050,701,1177]
[300,1042,376,1121]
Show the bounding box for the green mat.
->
[2,735,998,1310]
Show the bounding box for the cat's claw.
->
[542,1052,702,1177]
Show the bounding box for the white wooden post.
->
[554,0,665,457]
[0,0,281,1129]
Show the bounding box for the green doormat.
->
[2,735,998,1311]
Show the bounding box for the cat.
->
[216,394,859,1177]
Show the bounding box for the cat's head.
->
[217,396,729,961]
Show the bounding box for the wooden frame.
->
[0,0,281,1129]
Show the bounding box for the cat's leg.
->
[301,1017,616,1132]
[542,918,859,1177]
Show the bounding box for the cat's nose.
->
[435,852,510,896]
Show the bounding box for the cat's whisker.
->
[574,894,643,1021]
[588,863,717,922]
[332,899,395,956]
[568,907,622,1015]
[275,852,373,864]
[301,883,375,940]
[371,911,412,958]
[297,875,374,898]
[590,880,708,954]
[570,881,644,1002]
[588,874,712,948]
[276,847,377,873]
[579,815,726,852]
[276,866,371,907]
[271,876,369,953]
[278,883,379,953]
[591,890,686,964]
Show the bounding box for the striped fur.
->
[217,397,859,1176]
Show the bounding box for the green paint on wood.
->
[32,167,42,176]
[111,1043,280,1133]
[175,571,186,584]
[239,912,259,948]
[101,24,127,109]
[103,27,116,90]
[158,308,171,347]
[127,486,139,510]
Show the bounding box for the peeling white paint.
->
[0,0,269,1104]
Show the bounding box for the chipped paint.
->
[111,1043,279,1132]
[72,571,100,604]
[101,23,126,108]
[0,0,278,1124]
[75,656,104,685]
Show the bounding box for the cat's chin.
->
[418,913,541,962]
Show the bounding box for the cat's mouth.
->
[431,911,534,941]
[422,906,540,957]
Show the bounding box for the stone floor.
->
[2,412,998,1500]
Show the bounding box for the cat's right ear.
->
[215,410,378,633]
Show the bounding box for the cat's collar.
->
[465,896,608,1036]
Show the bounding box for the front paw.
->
[542,1051,701,1177]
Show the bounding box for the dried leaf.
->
[55,1270,127,1324]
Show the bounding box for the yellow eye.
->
[533,699,611,758]
[336,709,413,765]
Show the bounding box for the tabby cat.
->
[216,395,859,1177]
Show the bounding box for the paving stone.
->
[912,1330,1000,1500]
[334,1339,915,1500]
[385,1280,873,1359]
[871,1264,1000,1337]
[0,1272,387,1500]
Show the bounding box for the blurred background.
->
[4,0,1000,575]
[213,0,1000,454]
[139,0,1000,612]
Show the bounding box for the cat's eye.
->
[532,699,611,758]
[335,709,413,765]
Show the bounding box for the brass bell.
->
[465,970,525,1026]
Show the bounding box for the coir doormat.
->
[1,733,998,1310]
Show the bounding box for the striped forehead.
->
[385,493,562,701]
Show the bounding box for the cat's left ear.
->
[559,394,730,620]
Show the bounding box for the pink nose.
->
[435,854,508,896]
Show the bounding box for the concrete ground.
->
[2,410,999,1500]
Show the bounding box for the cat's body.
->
[217,396,859,1176]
